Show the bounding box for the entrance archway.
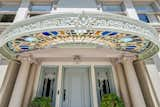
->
[0,12,159,60]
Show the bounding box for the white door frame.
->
[55,65,63,107]
[33,61,120,107]
[91,64,98,107]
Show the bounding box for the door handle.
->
[63,89,66,101]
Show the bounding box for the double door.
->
[37,66,116,107]
[62,67,91,107]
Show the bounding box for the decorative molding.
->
[17,54,39,64]
[121,55,137,63]
[0,12,159,47]
[0,12,159,59]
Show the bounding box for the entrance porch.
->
[0,12,159,107]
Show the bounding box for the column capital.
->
[110,58,121,65]
[122,56,137,62]
[17,55,39,64]
[110,55,137,64]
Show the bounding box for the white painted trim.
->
[55,65,63,107]
[1,12,159,47]
[91,65,98,107]
[41,61,112,66]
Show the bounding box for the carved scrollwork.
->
[0,12,158,47]
[0,12,159,59]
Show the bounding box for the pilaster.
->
[55,65,63,107]
[122,56,146,107]
[123,0,139,20]
[50,1,57,14]
[91,65,98,107]
[14,0,30,22]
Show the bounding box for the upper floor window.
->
[134,3,160,23]
[138,14,150,23]
[0,2,19,11]
[102,4,123,12]
[134,4,154,13]
[0,14,15,22]
[30,3,52,11]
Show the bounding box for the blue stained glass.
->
[20,45,29,49]
[25,37,38,42]
[51,31,58,36]
[109,32,118,36]
[101,31,110,36]
[120,38,133,42]
[42,32,51,36]
[126,46,136,50]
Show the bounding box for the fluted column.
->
[8,56,32,107]
[112,59,132,107]
[133,60,159,107]
[0,60,20,107]
[122,57,146,107]
[22,62,38,107]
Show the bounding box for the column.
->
[122,57,146,107]
[153,54,160,72]
[0,60,20,107]
[14,0,30,22]
[55,65,63,107]
[133,60,159,107]
[22,63,38,107]
[32,64,42,99]
[8,57,32,107]
[113,60,132,107]
[91,65,98,107]
[123,0,139,20]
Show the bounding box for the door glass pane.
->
[95,66,116,106]
[37,66,58,107]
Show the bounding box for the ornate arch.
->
[0,12,159,59]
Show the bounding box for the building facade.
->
[0,0,160,107]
